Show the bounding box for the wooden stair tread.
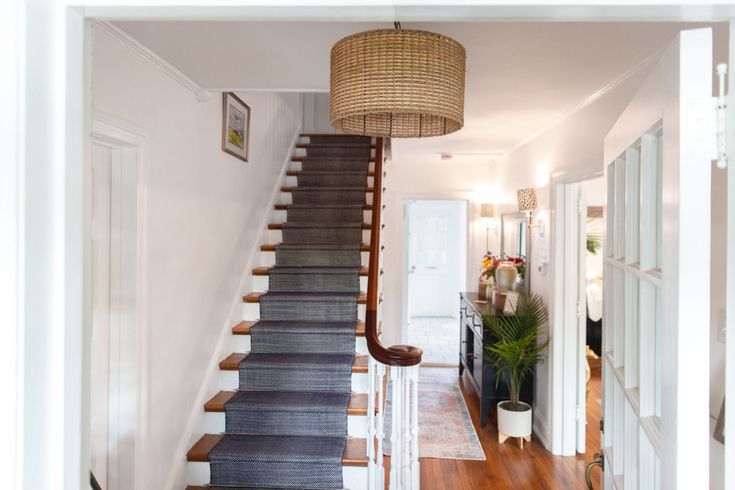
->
[243,292,367,304]
[204,390,368,416]
[260,243,370,252]
[232,319,365,337]
[275,203,373,210]
[220,353,369,372]
[187,434,368,466]
[281,186,374,192]
[252,266,368,276]
[291,156,376,163]
[186,433,223,462]
[268,222,371,230]
[287,169,375,177]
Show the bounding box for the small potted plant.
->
[482,292,550,448]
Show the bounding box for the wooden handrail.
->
[366,137,422,367]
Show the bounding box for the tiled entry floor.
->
[407,317,459,365]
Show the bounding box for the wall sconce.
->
[517,188,545,236]
[480,203,496,252]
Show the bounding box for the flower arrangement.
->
[481,253,526,281]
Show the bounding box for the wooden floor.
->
[386,366,602,490]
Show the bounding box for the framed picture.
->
[222,92,251,162]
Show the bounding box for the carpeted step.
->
[304,146,371,159]
[259,291,358,322]
[266,267,361,293]
[209,434,346,489]
[299,158,370,172]
[239,353,355,393]
[296,171,368,187]
[307,135,371,147]
[249,320,356,353]
[224,391,350,436]
[286,204,364,223]
[281,222,363,244]
[290,187,367,205]
[274,244,363,267]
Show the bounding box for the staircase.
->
[186,134,375,490]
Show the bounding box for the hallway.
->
[404,367,600,489]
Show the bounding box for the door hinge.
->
[599,417,604,434]
[715,63,728,169]
[576,300,583,318]
[577,198,583,215]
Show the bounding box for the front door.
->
[601,28,712,489]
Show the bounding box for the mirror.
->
[501,212,529,258]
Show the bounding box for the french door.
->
[602,28,712,489]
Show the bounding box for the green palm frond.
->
[481,292,550,409]
[587,233,602,254]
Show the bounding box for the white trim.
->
[532,408,551,450]
[92,21,207,100]
[163,126,302,490]
[725,20,735,490]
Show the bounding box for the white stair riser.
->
[243,302,366,322]
[285,175,375,187]
[202,412,367,438]
[293,147,376,159]
[187,461,367,489]
[257,250,370,268]
[279,191,373,207]
[290,160,376,174]
[250,275,368,293]
[219,370,369,393]
[274,209,372,224]
[231,334,367,355]
[267,229,371,243]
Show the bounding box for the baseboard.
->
[163,127,302,490]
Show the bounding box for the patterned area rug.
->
[384,367,486,460]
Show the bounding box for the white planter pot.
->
[497,401,532,438]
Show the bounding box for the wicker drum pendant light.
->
[330,26,466,138]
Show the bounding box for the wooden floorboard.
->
[382,367,601,489]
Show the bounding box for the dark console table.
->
[459,292,534,427]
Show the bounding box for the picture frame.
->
[221,92,251,162]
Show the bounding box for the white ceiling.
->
[114,21,725,162]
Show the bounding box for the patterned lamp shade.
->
[480,203,496,218]
[517,188,538,213]
[330,28,466,138]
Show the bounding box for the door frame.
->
[398,194,469,344]
[90,112,149,489]
[550,166,604,456]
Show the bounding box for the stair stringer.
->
[165,127,302,490]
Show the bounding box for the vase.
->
[485,280,494,302]
[495,262,518,292]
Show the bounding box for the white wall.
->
[302,92,335,134]
[381,159,496,346]
[92,25,302,490]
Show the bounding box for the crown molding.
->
[92,21,210,101]
[506,46,664,156]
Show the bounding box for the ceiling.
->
[114,21,726,163]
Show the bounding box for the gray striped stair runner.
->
[207,135,371,489]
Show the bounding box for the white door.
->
[602,28,712,489]
[406,200,464,318]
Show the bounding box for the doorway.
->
[404,200,467,365]
[89,136,140,490]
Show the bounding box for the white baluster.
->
[409,365,420,490]
[389,367,402,489]
[367,357,377,489]
[402,367,411,487]
[376,362,386,490]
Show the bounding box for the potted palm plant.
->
[482,292,550,447]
